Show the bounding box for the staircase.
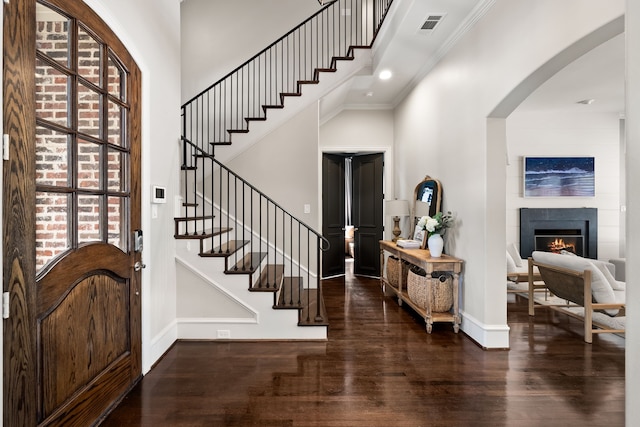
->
[177,0,394,337]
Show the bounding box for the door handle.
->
[134,261,146,272]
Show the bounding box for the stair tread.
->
[251,264,284,292]
[174,227,231,239]
[174,215,215,222]
[225,252,267,274]
[201,240,249,257]
[275,276,304,309]
[210,141,232,146]
[298,288,329,326]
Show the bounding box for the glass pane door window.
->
[35,1,130,272]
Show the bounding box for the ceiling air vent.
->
[420,14,445,32]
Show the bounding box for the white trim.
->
[177,317,257,324]
[460,310,510,349]
[146,319,178,374]
[175,256,259,317]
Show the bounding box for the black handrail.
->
[181,0,395,151]
[182,0,338,108]
[182,138,329,251]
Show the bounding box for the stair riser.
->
[176,218,215,236]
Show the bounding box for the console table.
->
[379,240,463,333]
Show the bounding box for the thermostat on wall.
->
[152,185,167,204]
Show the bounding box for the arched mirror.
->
[413,175,442,222]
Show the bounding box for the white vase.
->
[427,233,444,257]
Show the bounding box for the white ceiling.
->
[320,0,624,119]
[515,33,625,115]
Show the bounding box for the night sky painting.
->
[524,157,595,197]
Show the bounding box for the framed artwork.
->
[523,156,595,197]
[413,224,427,249]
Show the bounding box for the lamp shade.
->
[385,199,409,217]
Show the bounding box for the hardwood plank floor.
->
[103,262,625,426]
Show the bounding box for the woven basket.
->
[407,268,453,312]
[387,256,409,288]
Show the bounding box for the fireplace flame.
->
[548,238,576,253]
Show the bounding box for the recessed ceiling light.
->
[365,91,374,97]
[576,99,595,105]
[379,70,392,80]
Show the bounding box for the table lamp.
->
[386,199,409,242]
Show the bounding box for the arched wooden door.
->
[3,0,142,425]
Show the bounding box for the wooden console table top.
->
[379,240,463,273]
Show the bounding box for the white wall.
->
[320,109,397,239]
[228,103,321,227]
[176,262,254,319]
[181,0,319,103]
[84,0,182,372]
[392,0,625,348]
[506,111,621,261]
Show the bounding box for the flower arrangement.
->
[417,211,453,237]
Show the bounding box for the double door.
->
[322,153,383,278]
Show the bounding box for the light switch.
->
[151,204,158,219]
[304,204,311,214]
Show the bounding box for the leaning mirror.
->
[413,175,442,222]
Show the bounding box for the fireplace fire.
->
[534,232,584,256]
[548,238,575,253]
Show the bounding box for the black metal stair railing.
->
[177,0,395,325]
[180,137,330,323]
[181,0,394,155]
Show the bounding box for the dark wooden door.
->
[3,0,142,425]
[322,154,346,278]
[352,153,383,277]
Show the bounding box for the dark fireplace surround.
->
[519,208,597,259]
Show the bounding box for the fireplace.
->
[534,230,584,256]
[520,208,597,259]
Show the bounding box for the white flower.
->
[425,218,439,232]
[419,211,454,237]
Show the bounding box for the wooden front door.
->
[3,0,142,425]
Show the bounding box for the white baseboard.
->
[177,317,327,341]
[460,310,510,349]
[144,319,178,374]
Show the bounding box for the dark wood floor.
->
[103,262,625,426]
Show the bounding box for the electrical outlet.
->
[217,330,230,339]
